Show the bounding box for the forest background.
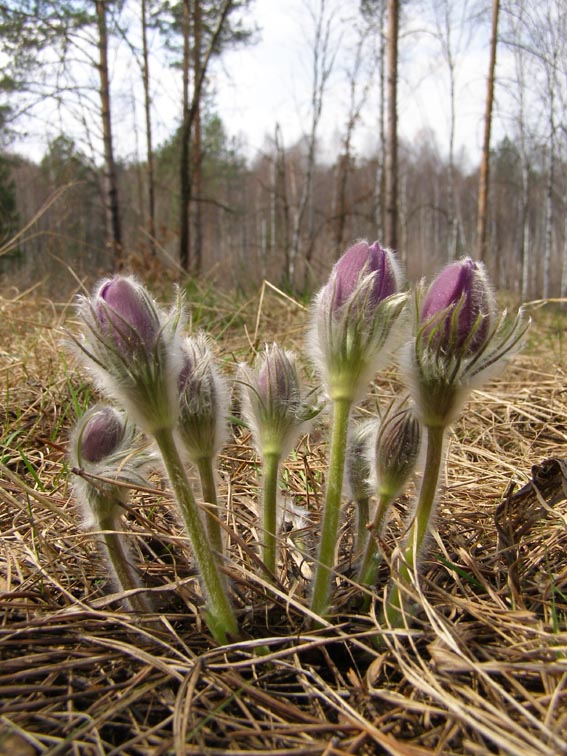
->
[0,0,565,301]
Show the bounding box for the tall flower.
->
[74,275,183,434]
[309,241,407,621]
[385,257,529,627]
[177,333,230,556]
[240,344,316,576]
[70,405,155,613]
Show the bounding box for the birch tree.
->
[476,0,500,264]
[95,0,122,265]
[141,0,157,256]
[384,0,399,251]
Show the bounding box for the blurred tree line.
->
[0,0,566,300]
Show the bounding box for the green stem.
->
[385,424,446,627]
[357,492,394,609]
[310,397,352,621]
[355,496,370,556]
[195,455,224,558]
[153,427,238,643]
[99,509,153,614]
[262,452,281,578]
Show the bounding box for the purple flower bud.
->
[178,334,228,460]
[96,276,160,356]
[79,407,124,464]
[310,240,406,403]
[331,241,399,313]
[375,405,421,499]
[74,275,184,433]
[257,344,296,406]
[240,344,313,458]
[420,258,493,354]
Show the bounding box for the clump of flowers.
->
[69,405,155,613]
[73,276,238,644]
[66,251,529,646]
[240,343,316,577]
[385,257,529,626]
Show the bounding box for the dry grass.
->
[1,279,567,755]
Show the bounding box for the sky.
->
[209,0,506,167]
[11,0,514,169]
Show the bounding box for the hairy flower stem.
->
[153,427,238,643]
[98,509,153,614]
[310,397,352,621]
[357,492,394,610]
[195,456,224,558]
[261,452,281,578]
[385,424,445,627]
[356,496,370,555]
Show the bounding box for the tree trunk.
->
[178,0,234,276]
[274,123,291,285]
[376,0,386,241]
[476,0,499,264]
[384,0,398,251]
[520,158,530,300]
[95,0,122,267]
[544,127,554,299]
[179,0,191,273]
[141,0,156,256]
[192,0,203,274]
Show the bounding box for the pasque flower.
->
[240,344,316,576]
[74,275,183,434]
[240,343,314,458]
[178,333,229,462]
[358,402,421,604]
[178,333,230,556]
[70,405,155,613]
[385,258,529,627]
[309,241,408,621]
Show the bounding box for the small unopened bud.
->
[178,334,228,462]
[79,406,125,465]
[375,404,422,500]
[240,343,313,458]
